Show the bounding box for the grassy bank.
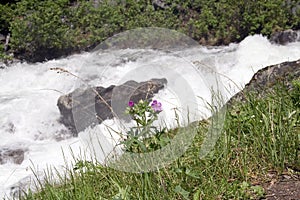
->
[0,0,300,62]
[20,80,300,199]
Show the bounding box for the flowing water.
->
[0,35,299,198]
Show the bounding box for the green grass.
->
[22,80,299,200]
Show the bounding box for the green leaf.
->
[174,185,190,200]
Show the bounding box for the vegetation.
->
[0,1,298,199]
[19,79,300,199]
[0,0,299,62]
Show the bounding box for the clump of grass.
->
[22,80,299,200]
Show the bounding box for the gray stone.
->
[0,148,26,165]
[0,62,6,69]
[270,30,300,45]
[0,34,5,41]
[152,0,171,10]
[57,78,167,135]
[228,59,300,104]
[9,173,43,199]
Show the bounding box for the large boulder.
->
[228,59,300,104]
[270,30,300,45]
[57,78,167,135]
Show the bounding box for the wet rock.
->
[228,59,300,104]
[0,54,20,68]
[245,59,300,90]
[9,172,44,199]
[4,122,16,133]
[57,78,167,135]
[270,29,300,45]
[0,61,6,69]
[0,148,26,165]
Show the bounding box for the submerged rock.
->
[57,78,167,135]
[8,172,44,199]
[0,147,27,165]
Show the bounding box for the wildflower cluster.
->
[126,99,162,127]
[122,99,169,153]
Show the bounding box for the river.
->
[0,34,299,198]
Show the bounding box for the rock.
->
[270,29,300,45]
[9,172,44,199]
[4,33,10,51]
[0,56,21,69]
[152,0,171,10]
[15,47,75,63]
[0,34,5,41]
[0,147,26,165]
[92,0,102,8]
[57,78,167,135]
[0,62,6,69]
[228,59,300,104]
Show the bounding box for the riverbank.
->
[0,34,298,199]
[23,76,300,199]
[0,0,300,63]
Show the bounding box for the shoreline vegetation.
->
[0,1,299,199]
[0,0,300,63]
[21,78,300,199]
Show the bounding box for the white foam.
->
[0,35,299,198]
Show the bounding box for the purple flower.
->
[128,101,134,107]
[151,100,162,112]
